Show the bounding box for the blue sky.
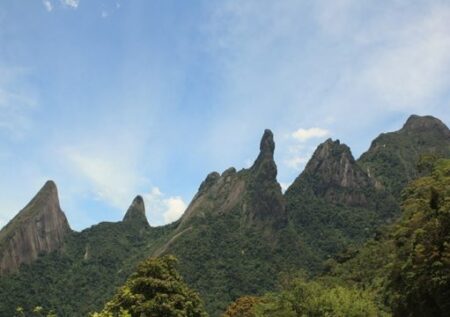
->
[1,0,449,230]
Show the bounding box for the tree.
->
[92,255,207,317]
[387,159,450,316]
[222,296,260,317]
[252,278,384,317]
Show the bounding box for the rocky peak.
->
[247,129,286,227]
[304,138,368,188]
[177,129,286,230]
[250,129,277,181]
[123,195,149,227]
[401,115,450,136]
[0,180,71,275]
[289,139,373,206]
[358,114,450,197]
[258,129,275,159]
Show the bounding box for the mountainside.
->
[0,195,175,316]
[285,138,397,263]
[0,114,448,316]
[328,158,450,317]
[0,181,71,274]
[152,130,314,315]
[358,115,450,197]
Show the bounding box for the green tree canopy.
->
[92,255,207,317]
[223,278,385,317]
[387,159,450,316]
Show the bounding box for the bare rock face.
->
[177,129,286,230]
[247,129,286,227]
[123,195,149,228]
[289,139,374,207]
[0,181,71,275]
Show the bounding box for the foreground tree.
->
[92,255,207,317]
[387,159,450,316]
[223,278,385,317]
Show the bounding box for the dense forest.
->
[0,115,449,317]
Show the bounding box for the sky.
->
[0,0,449,230]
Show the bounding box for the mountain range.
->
[0,114,449,316]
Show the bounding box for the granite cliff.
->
[0,181,71,274]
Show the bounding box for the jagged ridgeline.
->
[0,115,449,316]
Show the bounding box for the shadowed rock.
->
[0,180,71,275]
[123,195,149,227]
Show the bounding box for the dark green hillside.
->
[0,115,448,317]
[329,158,450,317]
[358,115,450,197]
[0,202,175,317]
[153,130,318,316]
[285,139,396,266]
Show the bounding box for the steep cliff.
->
[122,195,150,228]
[0,181,71,274]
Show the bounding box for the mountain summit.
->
[359,114,450,196]
[401,114,450,135]
[0,181,71,274]
[304,139,369,187]
[123,195,149,227]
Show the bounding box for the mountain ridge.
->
[0,114,449,316]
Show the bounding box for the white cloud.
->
[61,0,79,9]
[143,187,186,226]
[291,128,329,142]
[164,197,187,223]
[101,10,108,18]
[43,0,53,11]
[284,156,308,170]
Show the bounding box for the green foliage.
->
[14,306,57,317]
[387,159,450,316]
[92,255,207,317]
[221,296,260,317]
[329,159,450,317]
[0,221,176,316]
[358,117,450,197]
[230,278,386,317]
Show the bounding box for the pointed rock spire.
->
[251,129,277,181]
[303,138,371,189]
[123,195,149,227]
[247,129,286,227]
[252,129,275,165]
[0,180,71,275]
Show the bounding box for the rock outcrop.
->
[0,181,71,274]
[290,138,374,207]
[178,129,286,229]
[123,195,149,228]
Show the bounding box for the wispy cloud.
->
[0,67,37,139]
[43,0,53,12]
[61,0,79,9]
[63,149,137,209]
[292,128,329,142]
[284,156,308,171]
[358,6,450,110]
